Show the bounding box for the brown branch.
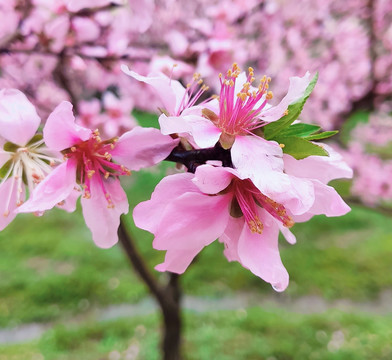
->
[53,52,80,114]
[118,219,183,360]
[118,219,164,302]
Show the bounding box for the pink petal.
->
[219,217,244,263]
[294,180,351,222]
[121,65,185,115]
[44,101,92,151]
[278,222,296,244]
[274,176,315,216]
[81,177,129,248]
[18,160,77,213]
[192,164,234,194]
[231,135,284,177]
[158,114,192,135]
[111,126,179,171]
[237,209,289,291]
[153,192,231,251]
[0,89,40,145]
[231,135,287,194]
[0,178,25,230]
[57,188,82,213]
[133,173,197,234]
[0,138,8,168]
[261,72,311,123]
[155,247,205,274]
[187,116,222,148]
[283,144,353,184]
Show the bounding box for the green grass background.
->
[0,112,391,359]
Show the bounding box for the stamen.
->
[215,65,275,138]
[230,178,295,233]
[63,133,131,207]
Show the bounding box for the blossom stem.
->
[118,219,183,360]
[165,142,233,172]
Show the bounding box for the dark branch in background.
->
[165,142,232,172]
[0,0,33,48]
[233,1,264,25]
[0,47,152,63]
[70,2,121,17]
[343,0,378,118]
[53,51,80,114]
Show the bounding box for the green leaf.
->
[26,134,43,147]
[304,130,338,141]
[279,123,321,137]
[263,72,319,140]
[275,136,328,159]
[0,160,13,179]
[3,141,19,152]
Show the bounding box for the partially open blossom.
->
[0,89,61,230]
[121,64,213,146]
[134,160,351,291]
[19,101,178,247]
[122,64,210,117]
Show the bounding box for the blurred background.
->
[0,0,391,359]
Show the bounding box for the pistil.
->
[208,64,274,141]
[63,129,130,207]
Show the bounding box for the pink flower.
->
[134,165,290,291]
[133,162,350,291]
[121,64,209,118]
[0,89,61,230]
[19,101,178,247]
[121,64,213,147]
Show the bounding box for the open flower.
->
[151,65,314,207]
[0,89,61,230]
[133,162,349,291]
[19,101,178,247]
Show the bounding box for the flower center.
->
[0,137,60,216]
[216,63,273,137]
[64,130,130,207]
[231,178,294,234]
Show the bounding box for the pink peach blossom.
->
[134,162,351,291]
[19,101,178,247]
[0,89,61,230]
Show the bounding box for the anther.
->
[266,91,273,100]
[87,170,95,178]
